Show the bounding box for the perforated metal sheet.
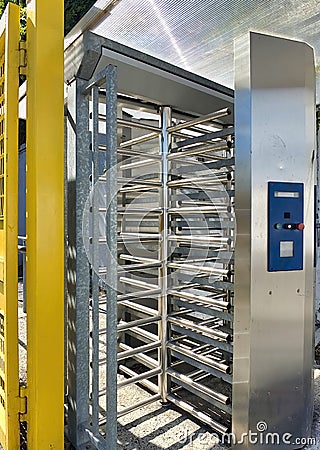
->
[66,0,320,99]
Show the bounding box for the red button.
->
[296,223,305,230]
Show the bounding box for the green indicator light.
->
[274,223,282,230]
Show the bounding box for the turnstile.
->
[65,31,315,449]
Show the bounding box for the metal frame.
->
[233,32,315,447]
[26,0,64,447]
[65,29,316,450]
[65,32,235,448]
[0,4,20,449]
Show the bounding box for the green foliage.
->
[64,0,96,35]
[0,0,26,39]
[0,0,97,38]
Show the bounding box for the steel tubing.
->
[119,300,158,317]
[167,342,231,374]
[118,343,158,369]
[167,108,231,133]
[168,206,231,214]
[167,395,229,435]
[119,277,159,290]
[167,368,230,405]
[168,145,229,160]
[117,367,162,389]
[120,131,160,148]
[118,366,159,393]
[167,262,230,277]
[168,316,231,342]
[168,289,230,309]
[117,341,161,362]
[117,117,161,132]
[117,394,162,418]
[118,148,161,159]
[168,234,231,245]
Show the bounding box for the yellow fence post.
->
[26,0,64,448]
[0,3,21,449]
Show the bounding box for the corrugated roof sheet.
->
[65,0,320,99]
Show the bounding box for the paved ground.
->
[17,283,320,449]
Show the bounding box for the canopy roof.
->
[65,0,320,100]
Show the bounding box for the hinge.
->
[19,40,27,76]
[19,385,27,421]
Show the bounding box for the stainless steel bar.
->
[118,177,162,187]
[168,143,228,160]
[160,106,171,403]
[117,207,163,215]
[168,206,231,214]
[168,234,231,245]
[117,117,161,132]
[167,263,230,277]
[167,108,231,133]
[167,342,231,374]
[120,131,160,148]
[120,158,159,170]
[117,394,162,418]
[98,176,162,187]
[117,288,161,301]
[119,185,159,193]
[169,345,232,384]
[104,65,118,448]
[99,316,161,336]
[167,176,231,187]
[119,277,159,291]
[117,367,161,389]
[174,126,234,149]
[172,298,233,323]
[167,395,229,435]
[167,368,230,405]
[118,366,159,393]
[117,148,161,159]
[117,341,161,362]
[117,315,161,332]
[119,254,162,265]
[118,262,162,272]
[119,232,162,240]
[168,289,230,309]
[119,343,158,369]
[170,322,233,354]
[126,326,159,345]
[168,316,231,342]
[119,300,159,317]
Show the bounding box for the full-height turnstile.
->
[65,31,315,449]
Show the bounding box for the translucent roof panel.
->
[66,0,320,100]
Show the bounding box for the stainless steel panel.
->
[233,32,316,448]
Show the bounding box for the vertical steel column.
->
[66,78,91,448]
[91,85,100,433]
[159,106,171,403]
[316,122,320,326]
[233,32,315,447]
[104,65,118,449]
[26,0,64,447]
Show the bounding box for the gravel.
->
[16,282,320,449]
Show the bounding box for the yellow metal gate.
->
[0,3,21,449]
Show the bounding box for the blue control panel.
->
[268,182,304,272]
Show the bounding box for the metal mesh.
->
[85,0,320,100]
